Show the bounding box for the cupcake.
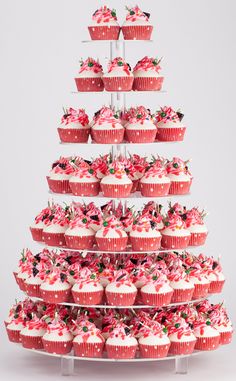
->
[140,161,170,196]
[40,268,71,303]
[14,249,33,291]
[73,319,105,358]
[155,106,186,142]
[166,157,192,195]
[129,215,162,251]
[88,6,120,40]
[122,6,153,40]
[206,257,225,294]
[161,213,191,249]
[105,270,137,306]
[47,157,74,194]
[42,318,73,354]
[6,315,26,343]
[57,108,90,143]
[69,165,100,196]
[188,267,210,299]
[124,106,157,143]
[100,161,132,197]
[91,106,124,144]
[185,208,208,246]
[133,56,164,91]
[168,268,194,303]
[194,319,220,351]
[25,267,45,298]
[102,57,134,91]
[72,269,104,305]
[65,215,95,250]
[75,57,104,92]
[20,316,47,349]
[95,216,128,252]
[168,317,196,355]
[106,323,138,359]
[86,202,103,232]
[209,304,233,345]
[141,271,173,307]
[42,204,69,247]
[30,206,51,242]
[138,322,170,358]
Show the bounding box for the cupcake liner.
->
[42,232,66,247]
[192,283,210,299]
[75,77,104,92]
[131,179,139,193]
[57,127,90,143]
[141,291,173,307]
[194,335,220,351]
[102,76,134,92]
[121,25,153,40]
[133,77,164,91]
[73,341,104,358]
[189,232,208,246]
[25,283,41,298]
[139,343,170,358]
[42,339,73,354]
[91,128,124,144]
[47,177,71,194]
[6,328,21,343]
[125,129,157,143]
[65,235,95,250]
[88,26,120,40]
[40,288,71,303]
[96,236,128,252]
[140,182,170,197]
[156,127,186,142]
[72,290,104,305]
[171,288,194,303]
[20,334,44,349]
[169,340,196,355]
[69,181,100,196]
[130,236,161,251]
[105,291,137,306]
[30,227,43,242]
[208,280,225,294]
[17,277,27,292]
[220,331,233,345]
[100,183,133,198]
[168,181,191,195]
[106,344,137,359]
[161,234,190,249]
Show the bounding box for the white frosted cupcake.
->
[40,269,71,303]
[106,324,138,359]
[168,269,194,302]
[166,157,192,195]
[88,6,120,40]
[140,271,173,307]
[105,270,137,306]
[168,318,196,354]
[161,213,191,249]
[91,106,124,144]
[42,319,73,355]
[140,161,170,196]
[72,269,104,305]
[20,316,47,349]
[122,6,153,40]
[58,108,90,143]
[47,157,74,194]
[194,319,220,351]
[188,267,210,299]
[155,106,186,141]
[103,57,134,91]
[129,215,161,251]
[95,216,128,252]
[133,56,164,91]
[75,57,104,92]
[185,207,208,246]
[65,215,95,250]
[69,166,100,196]
[73,320,105,358]
[139,322,170,358]
[124,106,157,143]
[100,161,132,198]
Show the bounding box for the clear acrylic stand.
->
[61,357,74,376]
[175,356,189,374]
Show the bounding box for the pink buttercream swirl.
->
[74,268,101,289]
[71,166,98,180]
[92,6,117,24]
[25,316,47,331]
[164,213,186,231]
[125,6,149,22]
[185,208,205,227]
[132,215,157,233]
[107,57,131,76]
[168,317,194,339]
[144,270,169,292]
[68,215,92,230]
[166,157,191,177]
[133,56,162,73]
[139,321,167,338]
[34,207,52,225]
[106,161,128,179]
[109,323,133,339]
[111,269,133,288]
[155,106,181,124]
[51,157,75,176]
[124,106,152,124]
[45,204,69,227]
[46,319,70,336]
[75,321,104,342]
[79,58,103,74]
[91,155,109,177]
[143,161,167,179]
[61,108,89,126]
[168,268,191,283]
[43,268,68,286]
[101,216,125,238]
[93,106,121,128]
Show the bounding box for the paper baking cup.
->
[72,290,104,305]
[96,236,128,252]
[220,331,233,345]
[88,26,120,40]
[100,183,133,198]
[91,128,124,144]
[130,236,161,251]
[42,232,66,247]
[69,181,100,196]
[47,177,71,194]
[106,344,137,359]
[161,234,190,249]
[17,277,27,292]
[133,77,164,91]
[6,328,21,343]
[65,235,95,250]
[192,283,210,299]
[195,335,220,351]
[75,77,104,92]
[40,288,71,303]
[141,291,173,307]
[140,182,170,197]
[25,283,41,298]
[125,129,157,143]
[42,339,73,354]
[168,181,191,195]
[30,227,43,242]
[20,334,44,349]
[169,340,196,355]
[189,232,208,246]
[121,25,153,40]
[58,127,90,143]
[156,127,186,142]
[208,280,225,294]
[102,76,134,92]
[105,290,137,306]
[171,288,194,303]
[139,343,170,358]
[73,341,104,358]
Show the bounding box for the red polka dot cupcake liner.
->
[189,232,208,246]
[72,290,104,305]
[161,234,190,249]
[42,339,73,354]
[69,181,100,196]
[73,341,104,358]
[130,236,161,251]
[57,127,90,143]
[133,76,164,91]
[17,277,27,292]
[91,128,124,144]
[100,183,133,198]
[168,180,191,195]
[220,331,233,345]
[47,177,71,194]
[75,77,104,92]
[121,25,153,40]
[106,344,137,359]
[42,232,66,247]
[125,128,157,143]
[65,235,95,250]
[20,334,44,349]
[30,227,43,242]
[141,291,173,307]
[171,288,194,303]
[139,343,170,358]
[208,280,225,294]
[105,290,137,306]
[6,328,21,343]
[169,340,196,355]
[102,76,134,92]
[192,283,210,299]
[194,335,220,351]
[40,288,71,303]
[25,283,41,298]
[95,236,128,252]
[140,182,170,197]
[88,26,120,40]
[156,127,186,142]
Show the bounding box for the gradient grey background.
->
[0,0,236,379]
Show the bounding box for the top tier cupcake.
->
[133,56,164,91]
[88,6,120,40]
[122,6,153,40]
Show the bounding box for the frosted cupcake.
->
[155,106,186,141]
[168,317,196,355]
[42,318,73,354]
[206,258,225,294]
[105,270,137,306]
[161,213,191,249]
[69,166,100,196]
[168,268,194,302]
[140,161,170,196]
[166,157,192,195]
[30,206,51,242]
[88,6,120,40]
[124,106,157,143]
[20,316,47,349]
[91,106,124,144]
[100,161,132,197]
[193,319,220,351]
[25,267,45,298]
[42,204,69,247]
[40,268,71,303]
[57,108,90,143]
[122,6,153,40]
[188,267,210,299]
[209,304,233,345]
[138,322,170,358]
[6,316,26,343]
[73,320,105,358]
[103,57,134,91]
[141,271,173,307]
[185,207,208,246]
[95,216,128,252]
[106,323,138,359]
[129,215,162,251]
[15,249,33,291]
[72,269,104,305]
[75,57,104,92]
[47,157,74,194]
[133,56,164,91]
[65,215,95,250]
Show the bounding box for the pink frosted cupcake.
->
[6,315,26,343]
[95,216,128,252]
[20,316,47,349]
[105,270,137,306]
[124,106,157,143]
[14,249,33,291]
[141,271,173,307]
[209,304,233,345]
[140,161,170,196]
[161,213,191,249]
[205,257,225,294]
[40,268,71,303]
[193,319,220,351]
[88,6,120,40]
[129,215,162,251]
[133,56,164,91]
[73,319,105,358]
[100,161,132,198]
[122,6,153,40]
[168,317,196,355]
[65,215,95,249]
[30,206,52,242]
[139,322,170,358]
[75,57,104,92]
[69,166,100,196]
[72,269,104,305]
[91,106,124,144]
[25,267,45,298]
[155,106,186,141]
[188,267,210,299]
[47,157,75,194]
[168,268,194,303]
[42,318,73,354]
[57,108,90,143]
[103,57,134,91]
[106,323,138,359]
[166,157,192,195]
[185,207,208,246]
[42,204,69,247]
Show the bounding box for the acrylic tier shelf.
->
[59,140,180,146]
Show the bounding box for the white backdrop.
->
[0,0,236,380]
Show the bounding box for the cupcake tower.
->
[6,5,232,376]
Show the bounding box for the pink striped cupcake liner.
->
[91,128,124,144]
[130,236,161,251]
[73,341,104,358]
[17,277,27,292]
[133,76,164,91]
[141,290,173,307]
[75,77,104,92]
[168,180,191,195]
[121,25,153,40]
[105,291,137,306]
[6,328,21,343]
[42,339,73,354]
[208,280,225,294]
[106,344,137,359]
[47,177,71,194]
[25,283,41,298]
[161,234,190,249]
[88,26,120,40]
[156,127,186,142]
[96,236,128,252]
[69,181,100,196]
[20,334,44,349]
[100,183,133,198]
[192,283,210,299]
[72,290,104,305]
[140,182,170,197]
[30,227,43,242]
[65,235,95,250]
[103,76,134,92]
[220,331,233,345]
[42,232,66,247]
[57,127,90,143]
[171,288,194,303]
[169,340,196,355]
[189,232,208,246]
[40,288,71,303]
[125,129,157,143]
[139,343,170,358]
[195,335,220,351]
